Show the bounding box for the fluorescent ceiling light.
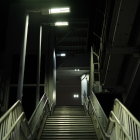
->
[49,7,70,14]
[55,22,69,26]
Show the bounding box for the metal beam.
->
[109,0,139,46]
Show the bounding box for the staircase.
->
[40,106,98,140]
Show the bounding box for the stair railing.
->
[107,111,131,140]
[0,101,32,140]
[111,99,140,140]
[88,91,110,139]
[87,91,140,140]
[0,93,49,140]
[28,93,49,139]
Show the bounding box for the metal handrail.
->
[0,100,21,123]
[29,93,46,124]
[89,96,110,139]
[107,111,132,140]
[113,99,140,140]
[28,93,49,138]
[90,91,108,126]
[108,111,132,140]
[0,100,33,140]
[114,99,140,127]
[3,113,24,140]
[88,91,140,140]
[0,93,50,140]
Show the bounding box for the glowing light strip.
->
[55,22,69,26]
[49,8,70,14]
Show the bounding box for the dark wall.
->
[56,86,81,105]
[56,77,81,105]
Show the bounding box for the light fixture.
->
[55,22,69,26]
[56,53,66,57]
[74,69,80,71]
[73,94,79,98]
[49,7,70,14]
[60,53,66,56]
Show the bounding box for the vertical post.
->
[45,27,56,110]
[89,47,94,95]
[17,14,29,100]
[36,26,42,106]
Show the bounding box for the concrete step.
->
[40,135,97,139]
[39,106,98,140]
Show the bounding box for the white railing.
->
[112,99,140,140]
[0,101,32,140]
[90,92,108,130]
[107,111,132,140]
[88,92,110,139]
[88,91,140,140]
[0,93,50,140]
[28,93,49,138]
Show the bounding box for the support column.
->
[45,27,56,109]
[17,14,29,100]
[36,26,42,106]
[89,47,94,95]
